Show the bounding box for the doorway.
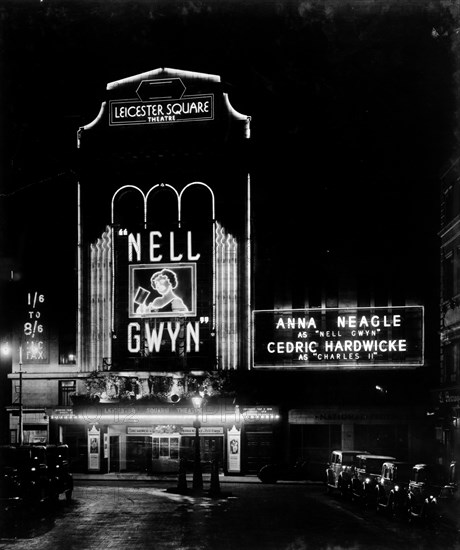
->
[109,435,120,473]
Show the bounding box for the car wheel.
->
[337,479,346,498]
[388,497,397,519]
[423,500,437,521]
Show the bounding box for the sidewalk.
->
[73,472,262,483]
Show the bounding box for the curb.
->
[73,473,261,483]
[72,473,323,485]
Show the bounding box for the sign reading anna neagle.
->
[109,78,214,126]
[252,306,424,369]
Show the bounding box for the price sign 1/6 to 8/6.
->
[22,291,48,363]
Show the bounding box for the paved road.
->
[0,480,459,550]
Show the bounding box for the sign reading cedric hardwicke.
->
[252,306,424,370]
[109,78,214,126]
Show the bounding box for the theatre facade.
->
[6,67,434,476]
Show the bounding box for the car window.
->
[396,464,412,482]
[367,459,383,474]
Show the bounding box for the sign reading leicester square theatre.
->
[109,78,213,126]
[253,306,424,369]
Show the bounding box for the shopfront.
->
[289,406,428,479]
[51,399,241,474]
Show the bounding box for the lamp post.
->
[18,345,23,445]
[191,391,203,492]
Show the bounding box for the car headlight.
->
[394,485,399,491]
[365,478,371,484]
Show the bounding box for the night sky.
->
[0,0,459,372]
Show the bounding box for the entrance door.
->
[244,427,274,474]
[203,436,223,465]
[109,436,120,473]
[126,436,152,472]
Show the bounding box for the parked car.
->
[350,454,396,507]
[46,444,73,502]
[375,461,415,517]
[0,445,23,521]
[257,460,309,483]
[16,444,52,508]
[407,462,458,521]
[325,450,369,498]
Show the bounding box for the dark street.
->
[1,479,459,550]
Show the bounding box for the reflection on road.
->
[0,482,458,550]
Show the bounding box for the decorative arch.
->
[179,182,215,226]
[111,185,145,226]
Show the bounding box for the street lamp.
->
[18,345,23,445]
[191,391,203,492]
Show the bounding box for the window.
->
[59,380,76,406]
[443,343,458,384]
[152,436,180,459]
[443,185,455,225]
[442,252,455,300]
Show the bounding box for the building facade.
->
[7,68,280,475]
[5,66,439,478]
[437,157,460,466]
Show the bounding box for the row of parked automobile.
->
[0,443,74,518]
[325,450,458,522]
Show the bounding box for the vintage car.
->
[0,444,53,512]
[257,459,309,484]
[0,445,23,521]
[46,444,74,502]
[407,462,458,521]
[16,444,53,507]
[350,454,396,506]
[375,461,415,517]
[325,450,369,497]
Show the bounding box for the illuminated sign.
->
[253,306,424,369]
[227,425,241,473]
[129,263,196,318]
[241,406,280,421]
[22,291,49,363]
[113,223,214,369]
[87,425,100,471]
[109,95,214,126]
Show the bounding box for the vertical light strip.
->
[96,239,102,369]
[216,223,222,369]
[77,181,83,372]
[233,237,238,369]
[90,243,96,371]
[101,234,106,359]
[226,233,231,369]
[221,228,227,369]
[107,228,113,364]
[246,173,252,370]
[212,220,217,357]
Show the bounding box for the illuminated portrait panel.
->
[129,263,196,318]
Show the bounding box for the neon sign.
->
[22,291,49,363]
[109,95,214,126]
[129,264,196,318]
[113,223,214,367]
[253,306,424,369]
